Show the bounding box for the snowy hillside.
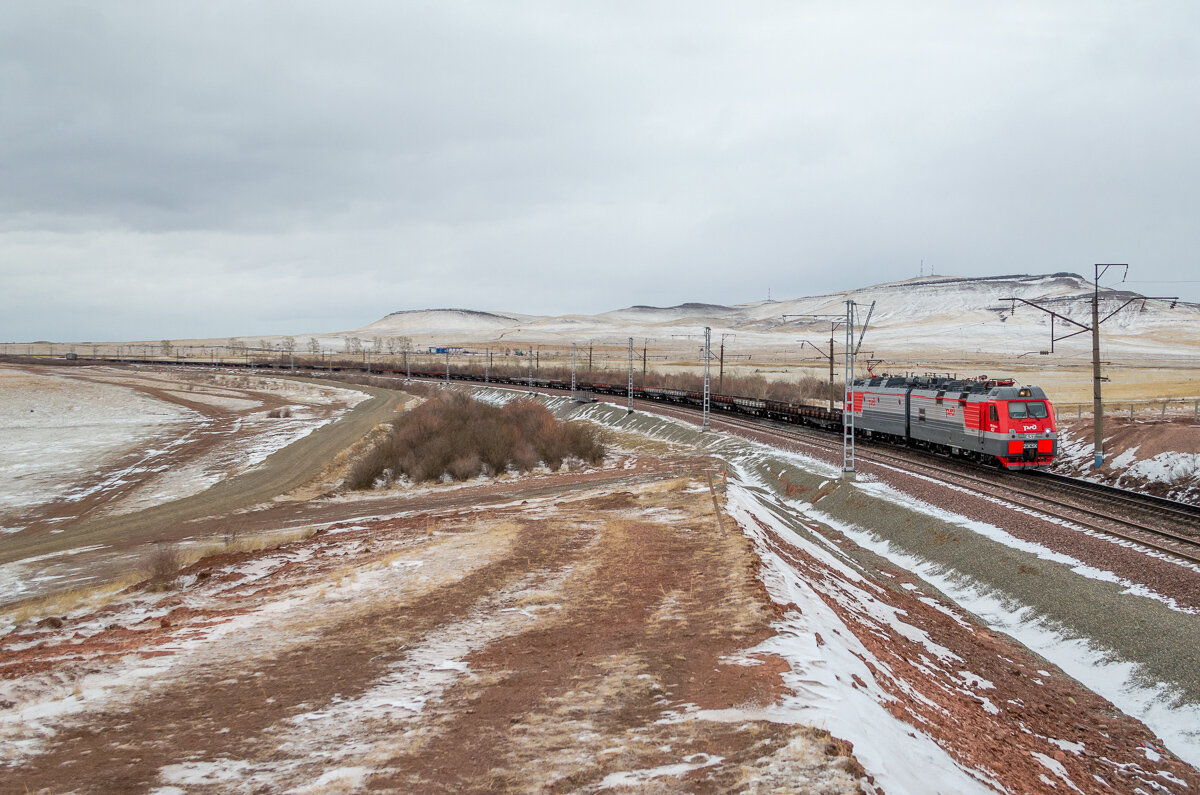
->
[342,273,1200,362]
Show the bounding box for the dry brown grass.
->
[2,573,147,627]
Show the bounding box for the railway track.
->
[697,409,1200,567]
[28,357,1200,566]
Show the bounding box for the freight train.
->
[113,355,1056,470]
[395,368,1058,471]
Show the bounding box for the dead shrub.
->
[447,453,482,480]
[344,392,605,489]
[266,406,293,418]
[147,542,181,590]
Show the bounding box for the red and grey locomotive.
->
[848,376,1057,469]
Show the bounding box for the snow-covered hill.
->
[339,273,1200,362]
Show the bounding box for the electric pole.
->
[445,349,450,385]
[844,303,855,477]
[627,337,634,414]
[783,314,843,411]
[484,347,490,384]
[571,342,577,395]
[528,346,534,392]
[716,333,735,393]
[702,327,712,431]
[841,301,875,478]
[1091,271,1103,469]
[719,336,724,394]
[1001,265,1175,469]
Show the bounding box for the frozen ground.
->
[0,368,197,516]
[1055,415,1200,503]
[2,382,1198,792]
[0,366,367,534]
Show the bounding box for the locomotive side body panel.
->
[851,384,909,439]
[908,389,981,450]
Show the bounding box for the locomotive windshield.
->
[1007,400,1049,419]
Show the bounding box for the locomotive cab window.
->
[989,405,999,422]
[1007,401,1048,420]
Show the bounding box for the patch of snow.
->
[1050,738,1086,754]
[805,505,1200,769]
[717,479,996,794]
[853,475,1200,613]
[1031,752,1086,794]
[598,753,723,789]
[150,566,574,790]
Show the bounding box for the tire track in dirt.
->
[363,487,864,793]
[4,471,868,793]
[7,511,601,792]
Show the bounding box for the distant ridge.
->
[380,308,520,322]
[626,302,736,313]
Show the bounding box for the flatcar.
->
[848,375,1057,469]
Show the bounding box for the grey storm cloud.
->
[2,1,1198,341]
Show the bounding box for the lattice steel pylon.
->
[571,342,577,394]
[702,327,711,431]
[843,302,855,475]
[528,347,534,392]
[842,299,875,478]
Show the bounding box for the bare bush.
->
[147,542,181,590]
[345,392,605,489]
[266,406,293,418]
[447,453,482,480]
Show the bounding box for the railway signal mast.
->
[702,327,712,431]
[1001,265,1176,469]
[842,301,875,479]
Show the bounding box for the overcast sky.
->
[2,1,1198,341]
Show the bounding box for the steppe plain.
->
[3,274,1200,792]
